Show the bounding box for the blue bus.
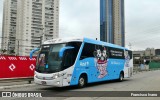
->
[30,37,133,87]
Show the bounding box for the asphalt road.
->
[0,70,160,100]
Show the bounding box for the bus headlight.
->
[52,73,60,79]
[54,75,58,79]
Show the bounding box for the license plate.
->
[41,81,46,85]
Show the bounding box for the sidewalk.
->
[0,79,35,90]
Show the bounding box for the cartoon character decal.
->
[124,50,130,67]
[94,47,108,78]
[39,54,45,66]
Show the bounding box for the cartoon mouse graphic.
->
[94,47,108,78]
[124,50,130,67]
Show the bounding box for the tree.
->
[10,49,15,54]
[1,49,7,53]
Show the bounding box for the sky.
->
[0,0,3,36]
[0,0,160,50]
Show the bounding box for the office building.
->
[100,0,125,47]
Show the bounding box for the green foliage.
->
[1,49,7,53]
[10,49,15,54]
[149,62,160,69]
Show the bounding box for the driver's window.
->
[80,43,95,60]
[62,49,76,69]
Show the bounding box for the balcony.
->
[11,0,17,2]
[10,29,16,33]
[10,21,16,25]
[31,28,41,32]
[11,14,17,17]
[32,21,42,24]
[9,34,15,36]
[32,25,41,29]
[32,14,42,18]
[31,40,40,44]
[32,10,42,14]
[45,25,53,28]
[32,8,42,12]
[45,7,53,10]
[32,2,42,6]
[45,11,54,14]
[45,19,53,22]
[45,12,53,16]
[32,23,42,27]
[31,27,42,30]
[32,5,42,9]
[32,19,42,23]
[10,11,17,15]
[45,23,53,27]
[45,35,53,39]
[11,19,16,22]
[31,35,40,38]
[31,37,41,41]
[45,4,53,8]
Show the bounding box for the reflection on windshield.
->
[48,44,65,71]
[36,44,65,73]
[35,42,82,73]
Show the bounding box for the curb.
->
[0,83,36,90]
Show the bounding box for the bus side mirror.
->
[59,46,74,58]
[30,48,40,59]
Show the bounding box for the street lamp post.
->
[40,26,44,46]
[40,35,43,46]
[7,42,11,55]
[149,49,152,62]
[17,40,19,56]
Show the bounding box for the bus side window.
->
[80,43,95,60]
[128,50,132,59]
[62,49,77,69]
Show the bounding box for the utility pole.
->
[7,42,11,55]
[40,26,44,46]
[18,40,19,56]
[128,42,132,49]
[150,48,151,62]
[1,37,28,56]
[40,35,42,46]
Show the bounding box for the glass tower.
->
[100,0,125,47]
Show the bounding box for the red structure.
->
[0,56,36,79]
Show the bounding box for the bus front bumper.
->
[34,76,62,87]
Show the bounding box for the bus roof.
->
[43,37,128,50]
[43,37,83,44]
[83,38,127,50]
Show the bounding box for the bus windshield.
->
[35,42,82,73]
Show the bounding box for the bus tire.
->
[119,72,124,82]
[78,75,87,88]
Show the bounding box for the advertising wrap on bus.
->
[31,37,133,87]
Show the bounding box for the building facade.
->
[155,49,160,56]
[133,48,156,65]
[1,0,17,54]
[100,0,125,47]
[1,0,59,56]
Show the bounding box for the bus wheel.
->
[78,75,87,88]
[119,72,124,82]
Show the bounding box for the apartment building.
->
[1,0,17,53]
[1,0,59,56]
